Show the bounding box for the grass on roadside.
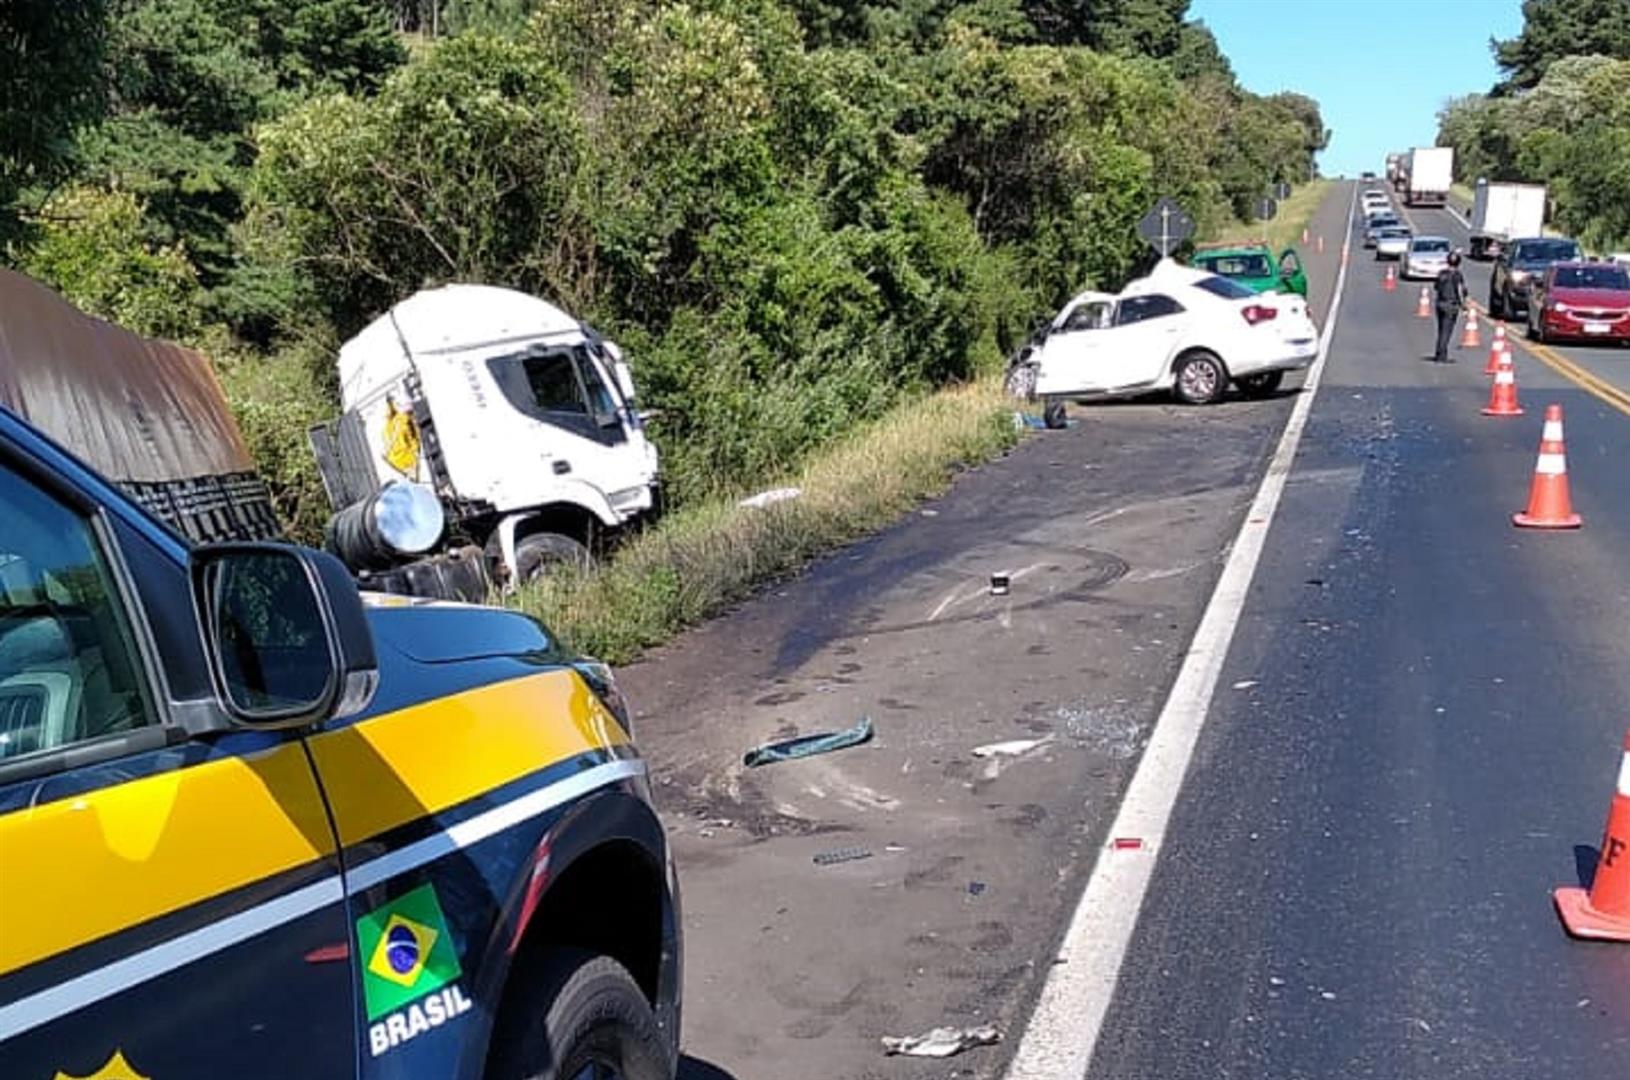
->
[1209,179,1333,252]
[514,379,1019,664]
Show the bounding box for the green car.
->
[1192,244,1308,297]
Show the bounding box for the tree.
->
[0,1,107,243]
[1022,0,1188,54]
[1493,0,1630,93]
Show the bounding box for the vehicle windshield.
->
[1515,239,1581,264]
[1553,265,1630,290]
[1412,239,1450,253]
[1380,228,1410,238]
[1203,254,1272,278]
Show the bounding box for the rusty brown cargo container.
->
[0,269,280,542]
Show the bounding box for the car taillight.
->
[1242,304,1278,325]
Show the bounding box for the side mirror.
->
[613,359,637,406]
[190,543,378,728]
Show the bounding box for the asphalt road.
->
[1088,188,1630,1077]
[621,190,1352,1078]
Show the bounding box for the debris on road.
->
[812,846,873,866]
[989,571,1011,596]
[881,1024,1001,1058]
[1013,411,1048,430]
[971,736,1050,758]
[738,486,802,509]
[968,881,987,896]
[1231,679,1259,690]
[743,716,874,768]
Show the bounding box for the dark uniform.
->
[1433,254,1467,362]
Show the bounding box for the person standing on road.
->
[1433,251,1468,363]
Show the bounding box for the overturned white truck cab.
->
[310,284,662,602]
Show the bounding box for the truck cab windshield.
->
[488,345,625,445]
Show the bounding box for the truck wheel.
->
[487,951,672,1080]
[1236,370,1284,399]
[1173,351,1227,405]
[1042,398,1068,429]
[515,532,592,585]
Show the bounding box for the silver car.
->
[1403,236,1452,280]
[1375,227,1411,260]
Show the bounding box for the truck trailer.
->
[0,269,280,544]
[1405,147,1454,208]
[1467,180,1546,260]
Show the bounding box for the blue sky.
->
[1191,0,1527,177]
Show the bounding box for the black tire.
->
[1042,398,1068,429]
[1236,370,1284,399]
[514,532,592,585]
[488,951,673,1080]
[1173,351,1228,405]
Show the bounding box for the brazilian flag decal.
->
[356,883,463,1020]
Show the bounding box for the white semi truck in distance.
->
[309,284,662,603]
[1404,147,1454,208]
[1467,179,1547,260]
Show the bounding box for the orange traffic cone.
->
[1555,731,1630,939]
[1461,307,1481,348]
[1383,265,1396,292]
[1482,351,1523,417]
[1416,286,1431,318]
[1485,324,1508,375]
[1514,404,1581,528]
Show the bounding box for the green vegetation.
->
[3,0,1326,523]
[1211,179,1332,252]
[1437,0,1630,252]
[2,1,1328,650]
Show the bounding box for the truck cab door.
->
[0,444,355,1079]
[484,344,657,516]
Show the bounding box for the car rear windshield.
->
[1554,265,1630,290]
[1194,275,1257,300]
[1515,239,1581,264]
[1413,239,1450,252]
[1203,254,1272,278]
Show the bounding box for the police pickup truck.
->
[0,405,680,1079]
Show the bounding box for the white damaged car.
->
[1021,260,1319,427]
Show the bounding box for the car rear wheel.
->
[1173,351,1227,405]
[1042,398,1068,429]
[1236,370,1284,399]
[487,951,673,1080]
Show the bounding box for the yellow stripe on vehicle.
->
[305,668,627,848]
[0,668,627,981]
[0,741,335,979]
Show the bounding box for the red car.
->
[1527,261,1630,344]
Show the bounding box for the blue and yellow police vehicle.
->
[0,404,681,1079]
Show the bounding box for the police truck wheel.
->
[488,951,672,1080]
[514,532,592,585]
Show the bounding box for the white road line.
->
[1003,181,1359,1080]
